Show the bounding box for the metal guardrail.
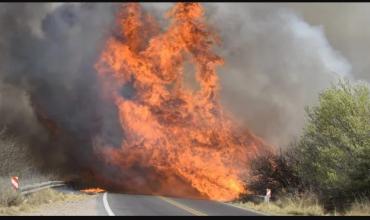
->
[20,181,66,196]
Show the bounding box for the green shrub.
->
[295,80,370,210]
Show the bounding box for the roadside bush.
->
[0,127,34,177]
[0,177,23,207]
[244,80,369,213]
[295,80,370,210]
[0,127,59,208]
[245,147,302,197]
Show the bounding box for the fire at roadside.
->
[3,2,275,202]
[91,2,273,201]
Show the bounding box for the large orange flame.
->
[94,3,270,201]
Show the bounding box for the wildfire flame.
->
[80,188,106,194]
[94,3,270,201]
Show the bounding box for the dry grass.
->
[344,198,370,216]
[233,201,325,216]
[0,188,89,216]
[0,174,57,206]
[232,193,325,216]
[233,193,370,216]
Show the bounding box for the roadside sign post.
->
[264,188,271,204]
[11,176,19,192]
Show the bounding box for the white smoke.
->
[203,3,353,147]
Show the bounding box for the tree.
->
[246,148,301,196]
[295,80,370,209]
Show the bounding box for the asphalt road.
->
[102,192,263,216]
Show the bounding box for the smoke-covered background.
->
[0,3,120,176]
[0,3,369,176]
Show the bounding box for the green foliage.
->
[242,80,369,213]
[295,80,370,208]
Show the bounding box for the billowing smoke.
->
[0,3,367,183]
[283,3,370,82]
[0,3,120,175]
[205,3,353,147]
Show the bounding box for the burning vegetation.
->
[1,2,369,214]
[92,3,271,201]
[0,2,274,202]
[80,188,106,194]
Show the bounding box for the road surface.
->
[53,186,263,216]
[101,192,263,216]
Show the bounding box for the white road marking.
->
[103,192,115,216]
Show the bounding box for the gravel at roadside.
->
[19,194,106,216]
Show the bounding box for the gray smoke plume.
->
[282,3,370,82]
[0,3,368,181]
[0,2,120,176]
[205,3,353,147]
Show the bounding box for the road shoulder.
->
[19,194,105,216]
